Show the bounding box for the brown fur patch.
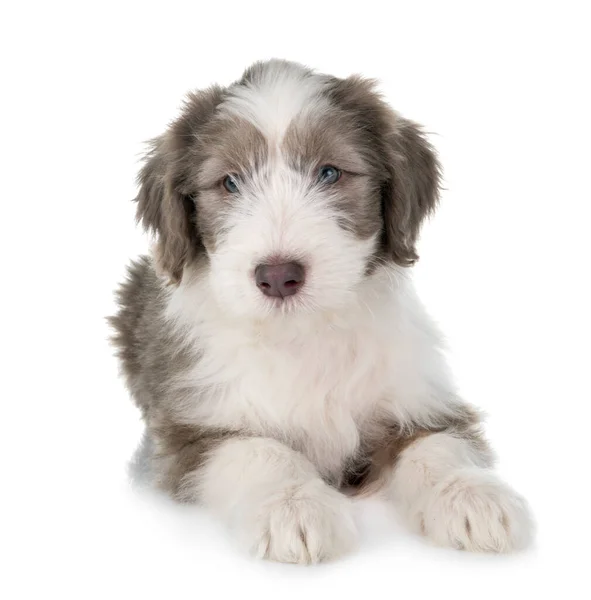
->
[108,256,196,415]
[196,117,269,189]
[381,118,441,266]
[282,106,384,242]
[324,75,441,266]
[150,419,237,500]
[348,406,490,495]
[193,118,268,253]
[134,86,226,283]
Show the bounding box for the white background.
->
[2,1,590,598]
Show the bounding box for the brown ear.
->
[382,117,441,266]
[135,135,199,284]
[135,86,224,284]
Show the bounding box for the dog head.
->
[136,60,440,318]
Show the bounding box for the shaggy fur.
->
[110,59,533,563]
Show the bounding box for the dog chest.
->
[180,318,391,476]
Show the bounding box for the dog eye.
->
[318,165,341,184]
[222,174,240,193]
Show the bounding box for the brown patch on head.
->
[192,117,268,253]
[279,72,442,269]
[135,86,226,283]
[135,83,271,277]
[282,104,385,242]
[323,76,442,267]
[196,117,268,188]
[282,104,375,177]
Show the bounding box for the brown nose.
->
[255,262,305,298]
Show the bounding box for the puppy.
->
[110,60,534,563]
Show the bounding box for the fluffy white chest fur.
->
[164,266,455,480]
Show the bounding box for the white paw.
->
[418,468,534,553]
[246,479,358,564]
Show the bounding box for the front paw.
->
[418,468,534,553]
[246,479,358,564]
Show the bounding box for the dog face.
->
[136,60,440,318]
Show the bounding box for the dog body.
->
[111,60,533,563]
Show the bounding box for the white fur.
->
[184,437,357,563]
[387,433,534,552]
[221,59,329,144]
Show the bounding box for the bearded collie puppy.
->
[110,59,533,563]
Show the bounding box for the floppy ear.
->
[135,86,224,284]
[382,117,441,266]
[135,135,198,284]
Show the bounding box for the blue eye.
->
[318,165,341,184]
[222,174,240,193]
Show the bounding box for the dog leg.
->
[177,436,358,563]
[385,431,534,552]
